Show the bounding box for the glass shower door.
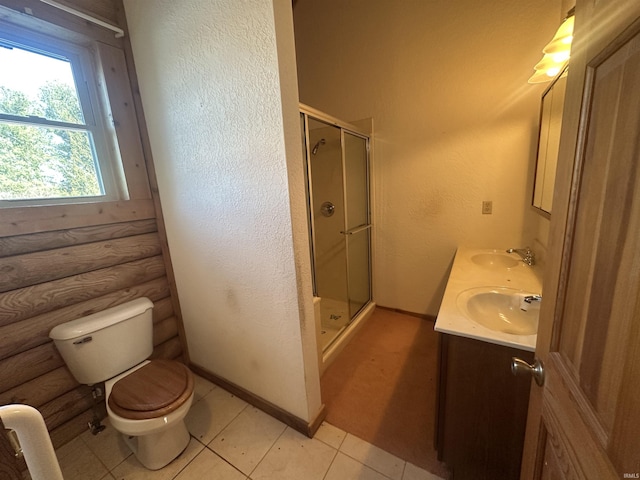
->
[343,132,371,318]
[307,118,350,348]
[304,114,372,351]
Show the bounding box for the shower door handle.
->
[340,224,371,235]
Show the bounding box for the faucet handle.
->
[523,294,542,304]
[506,247,536,266]
[524,248,536,265]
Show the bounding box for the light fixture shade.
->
[528,69,560,84]
[534,53,568,71]
[551,15,574,40]
[529,12,575,84]
[543,14,574,53]
[544,35,573,54]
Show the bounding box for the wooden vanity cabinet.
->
[435,333,534,479]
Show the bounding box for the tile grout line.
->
[204,404,289,478]
[195,393,250,446]
[79,428,113,476]
[243,420,290,479]
[201,439,248,480]
[168,435,205,480]
[313,422,348,450]
[338,433,405,480]
[79,424,131,478]
[337,432,347,450]
[320,446,340,480]
[169,380,219,478]
[314,426,400,480]
[196,398,252,475]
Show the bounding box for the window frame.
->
[0,1,154,238]
[0,20,128,207]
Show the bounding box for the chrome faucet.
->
[506,247,536,266]
[523,294,542,304]
[520,294,542,311]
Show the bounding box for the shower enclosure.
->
[300,105,373,357]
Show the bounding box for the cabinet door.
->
[438,334,533,479]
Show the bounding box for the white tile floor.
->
[50,375,444,480]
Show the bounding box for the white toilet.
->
[49,297,194,470]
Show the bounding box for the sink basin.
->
[456,287,540,335]
[470,252,519,269]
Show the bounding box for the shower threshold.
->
[320,300,376,374]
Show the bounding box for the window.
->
[0,24,125,206]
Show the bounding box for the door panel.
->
[541,355,616,477]
[559,30,640,435]
[343,132,369,230]
[540,431,570,480]
[343,132,371,317]
[521,1,640,478]
[308,118,348,308]
[347,229,370,316]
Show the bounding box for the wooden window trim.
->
[0,0,153,237]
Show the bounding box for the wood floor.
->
[321,307,450,478]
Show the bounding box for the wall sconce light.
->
[528,8,575,84]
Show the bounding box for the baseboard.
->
[189,363,326,438]
[376,305,437,322]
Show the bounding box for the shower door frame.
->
[299,103,373,324]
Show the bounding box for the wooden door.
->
[520,0,640,478]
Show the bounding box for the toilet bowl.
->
[105,360,194,469]
[49,298,194,470]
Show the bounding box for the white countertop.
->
[434,248,543,352]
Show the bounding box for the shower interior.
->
[300,106,373,355]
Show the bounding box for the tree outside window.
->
[0,32,120,205]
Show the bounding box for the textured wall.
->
[294,0,559,315]
[124,0,320,421]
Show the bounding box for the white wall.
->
[294,0,559,315]
[124,0,321,422]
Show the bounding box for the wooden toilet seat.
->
[108,359,194,420]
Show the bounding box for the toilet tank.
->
[49,297,154,385]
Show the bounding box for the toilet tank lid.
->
[49,297,154,341]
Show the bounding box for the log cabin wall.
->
[0,0,188,464]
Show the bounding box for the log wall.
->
[0,0,188,472]
[0,221,185,449]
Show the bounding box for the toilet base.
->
[122,420,191,470]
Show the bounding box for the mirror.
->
[532,66,568,215]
